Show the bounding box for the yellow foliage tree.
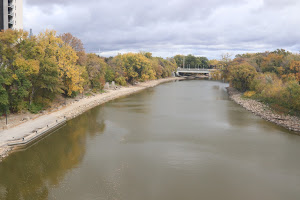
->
[121,53,156,83]
[57,44,84,96]
[14,56,40,77]
[36,30,84,96]
[228,63,257,91]
[289,60,300,83]
[260,53,284,73]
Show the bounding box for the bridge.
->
[176,68,217,77]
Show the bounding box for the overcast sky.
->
[23,0,300,59]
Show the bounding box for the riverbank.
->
[227,87,300,134]
[0,77,183,162]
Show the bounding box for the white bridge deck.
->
[176,68,217,76]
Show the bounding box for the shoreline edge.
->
[227,87,300,134]
[0,77,184,162]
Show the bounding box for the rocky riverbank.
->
[0,77,184,162]
[227,87,300,134]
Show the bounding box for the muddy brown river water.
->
[0,80,300,200]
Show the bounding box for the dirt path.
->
[0,77,183,161]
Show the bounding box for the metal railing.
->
[177,68,215,71]
[8,11,14,17]
[7,118,67,147]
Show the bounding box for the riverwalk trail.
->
[0,77,183,161]
[1,80,299,200]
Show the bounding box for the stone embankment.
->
[0,77,183,162]
[227,87,300,134]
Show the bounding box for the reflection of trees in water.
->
[0,107,106,200]
[212,84,229,101]
[87,107,106,137]
[226,102,290,131]
[106,89,155,114]
[226,103,256,127]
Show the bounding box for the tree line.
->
[173,54,211,69]
[219,49,300,115]
[4,29,296,116]
[0,29,177,114]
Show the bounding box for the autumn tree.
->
[219,53,232,80]
[25,31,84,103]
[57,43,84,96]
[150,58,164,78]
[208,59,220,68]
[60,33,87,66]
[228,63,257,92]
[283,80,300,113]
[0,29,33,112]
[289,60,300,83]
[260,53,284,74]
[121,53,156,83]
[107,54,127,86]
[86,53,107,90]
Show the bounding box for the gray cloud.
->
[23,0,300,58]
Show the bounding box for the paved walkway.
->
[0,77,183,158]
[0,113,59,147]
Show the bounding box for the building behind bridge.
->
[0,0,23,30]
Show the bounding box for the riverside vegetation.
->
[0,29,177,115]
[208,51,300,132]
[211,50,300,117]
[1,29,299,122]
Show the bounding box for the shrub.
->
[243,91,256,98]
[115,76,127,86]
[228,63,257,92]
[71,91,78,98]
[282,80,300,114]
[29,103,44,114]
[250,73,284,101]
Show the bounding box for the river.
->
[0,80,300,200]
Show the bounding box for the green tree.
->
[105,68,115,83]
[0,73,9,114]
[174,55,184,67]
[283,80,300,113]
[9,69,31,112]
[0,29,32,112]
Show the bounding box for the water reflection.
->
[108,88,155,114]
[225,104,257,127]
[0,80,300,200]
[0,108,106,200]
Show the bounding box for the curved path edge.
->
[0,77,184,162]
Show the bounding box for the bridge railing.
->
[177,68,216,71]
